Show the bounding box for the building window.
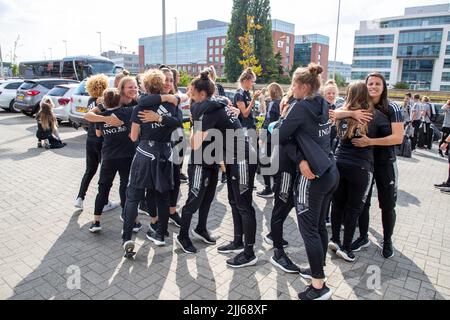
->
[397,44,441,58]
[354,35,395,45]
[286,46,290,54]
[209,39,214,46]
[354,47,393,57]
[399,30,443,44]
[215,39,220,46]
[441,85,450,92]
[447,45,450,55]
[286,36,290,44]
[215,48,220,55]
[352,59,392,69]
[222,38,226,46]
[380,16,450,29]
[221,48,224,55]
[351,71,390,80]
[444,59,450,69]
[443,72,450,82]
[215,56,219,63]
[221,56,225,64]
[209,48,213,55]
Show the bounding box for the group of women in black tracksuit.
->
[75,62,403,300]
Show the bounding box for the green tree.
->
[11,64,19,77]
[251,0,276,83]
[395,82,410,90]
[333,72,347,87]
[224,0,250,82]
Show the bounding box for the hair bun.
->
[308,64,323,76]
[200,70,210,80]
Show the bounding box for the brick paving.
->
[0,109,449,300]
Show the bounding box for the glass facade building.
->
[352,4,450,91]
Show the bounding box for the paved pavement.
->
[0,109,450,301]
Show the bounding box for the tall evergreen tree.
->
[224,0,250,82]
[251,0,276,83]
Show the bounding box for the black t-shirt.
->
[373,102,404,164]
[95,107,135,160]
[335,110,390,172]
[87,97,105,142]
[131,94,181,143]
[194,98,251,165]
[262,99,281,129]
[234,89,256,130]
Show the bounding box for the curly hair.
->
[142,69,165,94]
[86,74,109,99]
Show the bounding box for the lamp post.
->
[96,31,103,55]
[333,0,342,80]
[175,17,178,69]
[48,47,53,60]
[162,0,167,65]
[63,40,68,56]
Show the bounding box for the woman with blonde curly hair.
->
[74,74,119,212]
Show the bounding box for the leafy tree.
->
[395,82,410,90]
[224,0,250,82]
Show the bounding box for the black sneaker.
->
[133,222,143,233]
[89,221,102,233]
[149,221,169,237]
[217,242,245,254]
[298,284,332,301]
[336,247,356,262]
[146,229,166,247]
[270,250,300,274]
[257,188,274,199]
[192,229,217,245]
[169,212,182,228]
[299,268,313,280]
[442,188,450,195]
[382,242,395,259]
[263,233,289,248]
[180,173,188,183]
[434,182,450,189]
[226,252,258,268]
[351,237,371,252]
[123,241,136,260]
[37,142,43,148]
[175,235,197,254]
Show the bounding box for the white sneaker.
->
[74,198,84,210]
[103,201,119,213]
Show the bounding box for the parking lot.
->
[1,109,450,300]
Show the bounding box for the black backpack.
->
[429,103,437,122]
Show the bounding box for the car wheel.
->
[9,100,21,113]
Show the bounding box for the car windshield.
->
[48,87,69,97]
[19,82,37,90]
[89,61,115,74]
[73,82,88,96]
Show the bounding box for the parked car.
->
[68,77,115,130]
[14,78,79,116]
[42,84,79,123]
[0,79,24,112]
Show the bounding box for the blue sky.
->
[0,0,448,64]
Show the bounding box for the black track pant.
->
[260,141,273,190]
[295,166,339,280]
[411,120,421,150]
[94,157,132,215]
[271,171,295,250]
[179,165,219,239]
[331,163,373,250]
[123,187,170,242]
[358,161,398,244]
[77,139,102,200]
[170,164,181,208]
[226,163,257,250]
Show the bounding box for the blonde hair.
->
[422,96,430,103]
[324,79,339,94]
[206,65,218,82]
[267,83,284,101]
[293,63,323,96]
[86,74,109,99]
[239,68,256,84]
[142,69,165,94]
[37,98,57,131]
[114,70,131,87]
[103,88,121,109]
[337,82,372,140]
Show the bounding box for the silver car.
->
[14,78,79,116]
[42,84,79,122]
